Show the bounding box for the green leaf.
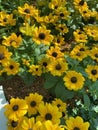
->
[83,93,90,109]
[55,80,65,98]
[44,73,59,89]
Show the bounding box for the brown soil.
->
[0,75,51,102]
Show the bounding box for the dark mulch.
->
[0,75,51,102]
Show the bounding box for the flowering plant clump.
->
[4,92,90,130]
[0,0,98,129]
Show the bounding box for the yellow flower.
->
[0,45,12,63]
[18,3,39,19]
[55,6,70,20]
[48,59,68,76]
[4,98,28,121]
[63,71,85,91]
[21,117,36,130]
[52,98,67,113]
[41,120,64,130]
[85,65,98,81]
[3,59,20,75]
[65,116,90,130]
[32,25,54,45]
[73,0,88,10]
[73,29,88,43]
[89,47,98,62]
[0,11,16,26]
[83,25,98,41]
[70,43,89,61]
[7,118,23,130]
[46,46,64,60]
[55,23,69,34]
[38,57,50,73]
[36,103,62,124]
[19,23,35,36]
[2,33,22,48]
[25,93,43,116]
[29,64,42,76]
[48,0,66,10]
[21,117,42,130]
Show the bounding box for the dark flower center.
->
[12,105,19,111]
[39,33,45,40]
[71,77,77,83]
[10,40,17,44]
[0,52,4,60]
[74,127,80,130]
[45,113,52,120]
[57,104,61,107]
[80,48,85,51]
[3,18,7,22]
[76,52,81,56]
[9,65,14,69]
[62,112,65,117]
[55,5,58,9]
[55,64,62,70]
[95,53,98,58]
[57,39,60,43]
[24,8,30,13]
[52,52,58,57]
[60,27,64,30]
[60,13,64,17]
[91,69,97,75]
[30,101,36,107]
[43,62,47,67]
[28,128,33,130]
[83,11,87,14]
[79,0,84,5]
[11,120,18,127]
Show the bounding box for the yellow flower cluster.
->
[4,93,90,130]
[0,0,98,92]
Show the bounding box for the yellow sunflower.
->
[85,65,98,81]
[3,59,20,75]
[41,120,64,130]
[48,0,66,10]
[53,35,65,47]
[29,64,42,76]
[2,33,22,48]
[55,6,70,20]
[73,0,88,10]
[7,118,23,130]
[83,25,98,41]
[0,45,12,63]
[46,46,64,60]
[38,57,50,73]
[19,23,35,36]
[73,29,88,43]
[55,23,69,34]
[36,103,62,124]
[25,93,43,116]
[65,116,90,130]
[52,98,67,113]
[89,47,98,62]
[21,117,42,130]
[4,98,28,121]
[70,43,89,61]
[48,59,68,76]
[0,11,16,26]
[63,71,85,91]
[32,25,54,45]
[18,3,39,19]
